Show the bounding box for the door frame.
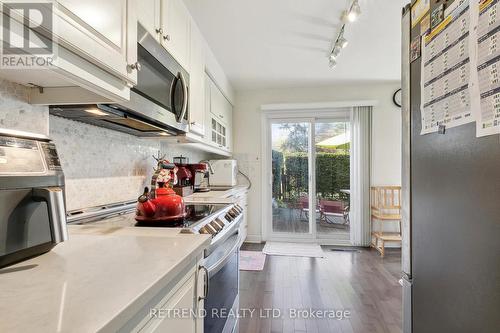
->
[261,104,361,244]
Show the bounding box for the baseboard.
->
[244,234,263,243]
[383,243,402,249]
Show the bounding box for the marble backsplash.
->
[50,116,214,211]
[0,79,49,135]
[0,79,214,211]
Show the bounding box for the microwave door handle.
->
[32,188,68,243]
[177,72,188,122]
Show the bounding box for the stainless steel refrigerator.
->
[401,1,500,332]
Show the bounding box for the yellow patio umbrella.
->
[316,131,350,149]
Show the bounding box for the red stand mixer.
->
[135,158,186,224]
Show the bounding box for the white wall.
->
[233,81,402,242]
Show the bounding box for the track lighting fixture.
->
[346,0,361,22]
[338,36,348,49]
[327,0,361,68]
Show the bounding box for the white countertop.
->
[0,225,211,333]
[186,185,248,203]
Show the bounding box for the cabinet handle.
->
[155,28,163,34]
[163,34,171,41]
[128,62,141,71]
[218,114,224,119]
[190,121,197,125]
[198,266,209,301]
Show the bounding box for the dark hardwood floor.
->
[239,244,402,333]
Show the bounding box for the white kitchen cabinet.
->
[188,22,206,137]
[132,258,207,333]
[0,0,137,101]
[140,273,196,333]
[160,0,191,70]
[207,76,233,152]
[137,0,161,39]
[52,0,137,85]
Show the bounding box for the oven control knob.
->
[214,218,225,228]
[229,209,239,218]
[225,213,234,222]
[209,221,222,232]
[204,224,217,235]
[199,226,210,234]
[234,205,242,213]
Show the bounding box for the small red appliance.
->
[136,159,186,223]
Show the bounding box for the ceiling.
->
[183,0,408,90]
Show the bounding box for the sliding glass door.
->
[314,121,350,238]
[268,117,350,242]
[271,121,312,235]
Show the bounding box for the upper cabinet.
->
[160,0,191,71]
[137,0,161,39]
[207,75,233,152]
[0,0,138,101]
[52,0,138,85]
[188,22,206,137]
[136,0,191,71]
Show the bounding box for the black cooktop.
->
[135,204,227,228]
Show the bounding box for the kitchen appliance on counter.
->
[136,158,186,223]
[208,159,238,188]
[192,162,210,192]
[68,199,244,333]
[0,129,68,268]
[172,156,194,197]
[49,24,189,138]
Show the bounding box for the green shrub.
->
[281,152,350,200]
[272,150,284,197]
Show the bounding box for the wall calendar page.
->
[420,0,476,135]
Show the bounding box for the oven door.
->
[203,232,241,333]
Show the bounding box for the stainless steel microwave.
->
[50,24,189,137]
[132,24,189,127]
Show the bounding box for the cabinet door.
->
[223,98,233,152]
[140,273,196,333]
[52,0,137,84]
[204,74,212,143]
[161,0,191,70]
[189,23,206,137]
[137,0,161,40]
[210,79,227,124]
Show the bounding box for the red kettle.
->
[136,160,186,222]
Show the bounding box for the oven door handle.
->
[198,265,209,302]
[207,234,242,278]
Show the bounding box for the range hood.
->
[49,91,188,138]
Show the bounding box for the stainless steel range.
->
[68,200,243,333]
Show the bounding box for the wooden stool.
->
[370,186,402,257]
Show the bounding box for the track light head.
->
[338,37,348,49]
[332,46,341,57]
[346,0,361,22]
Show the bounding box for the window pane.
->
[271,122,310,234]
[315,121,350,237]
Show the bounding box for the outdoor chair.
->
[319,200,348,226]
[299,196,319,221]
